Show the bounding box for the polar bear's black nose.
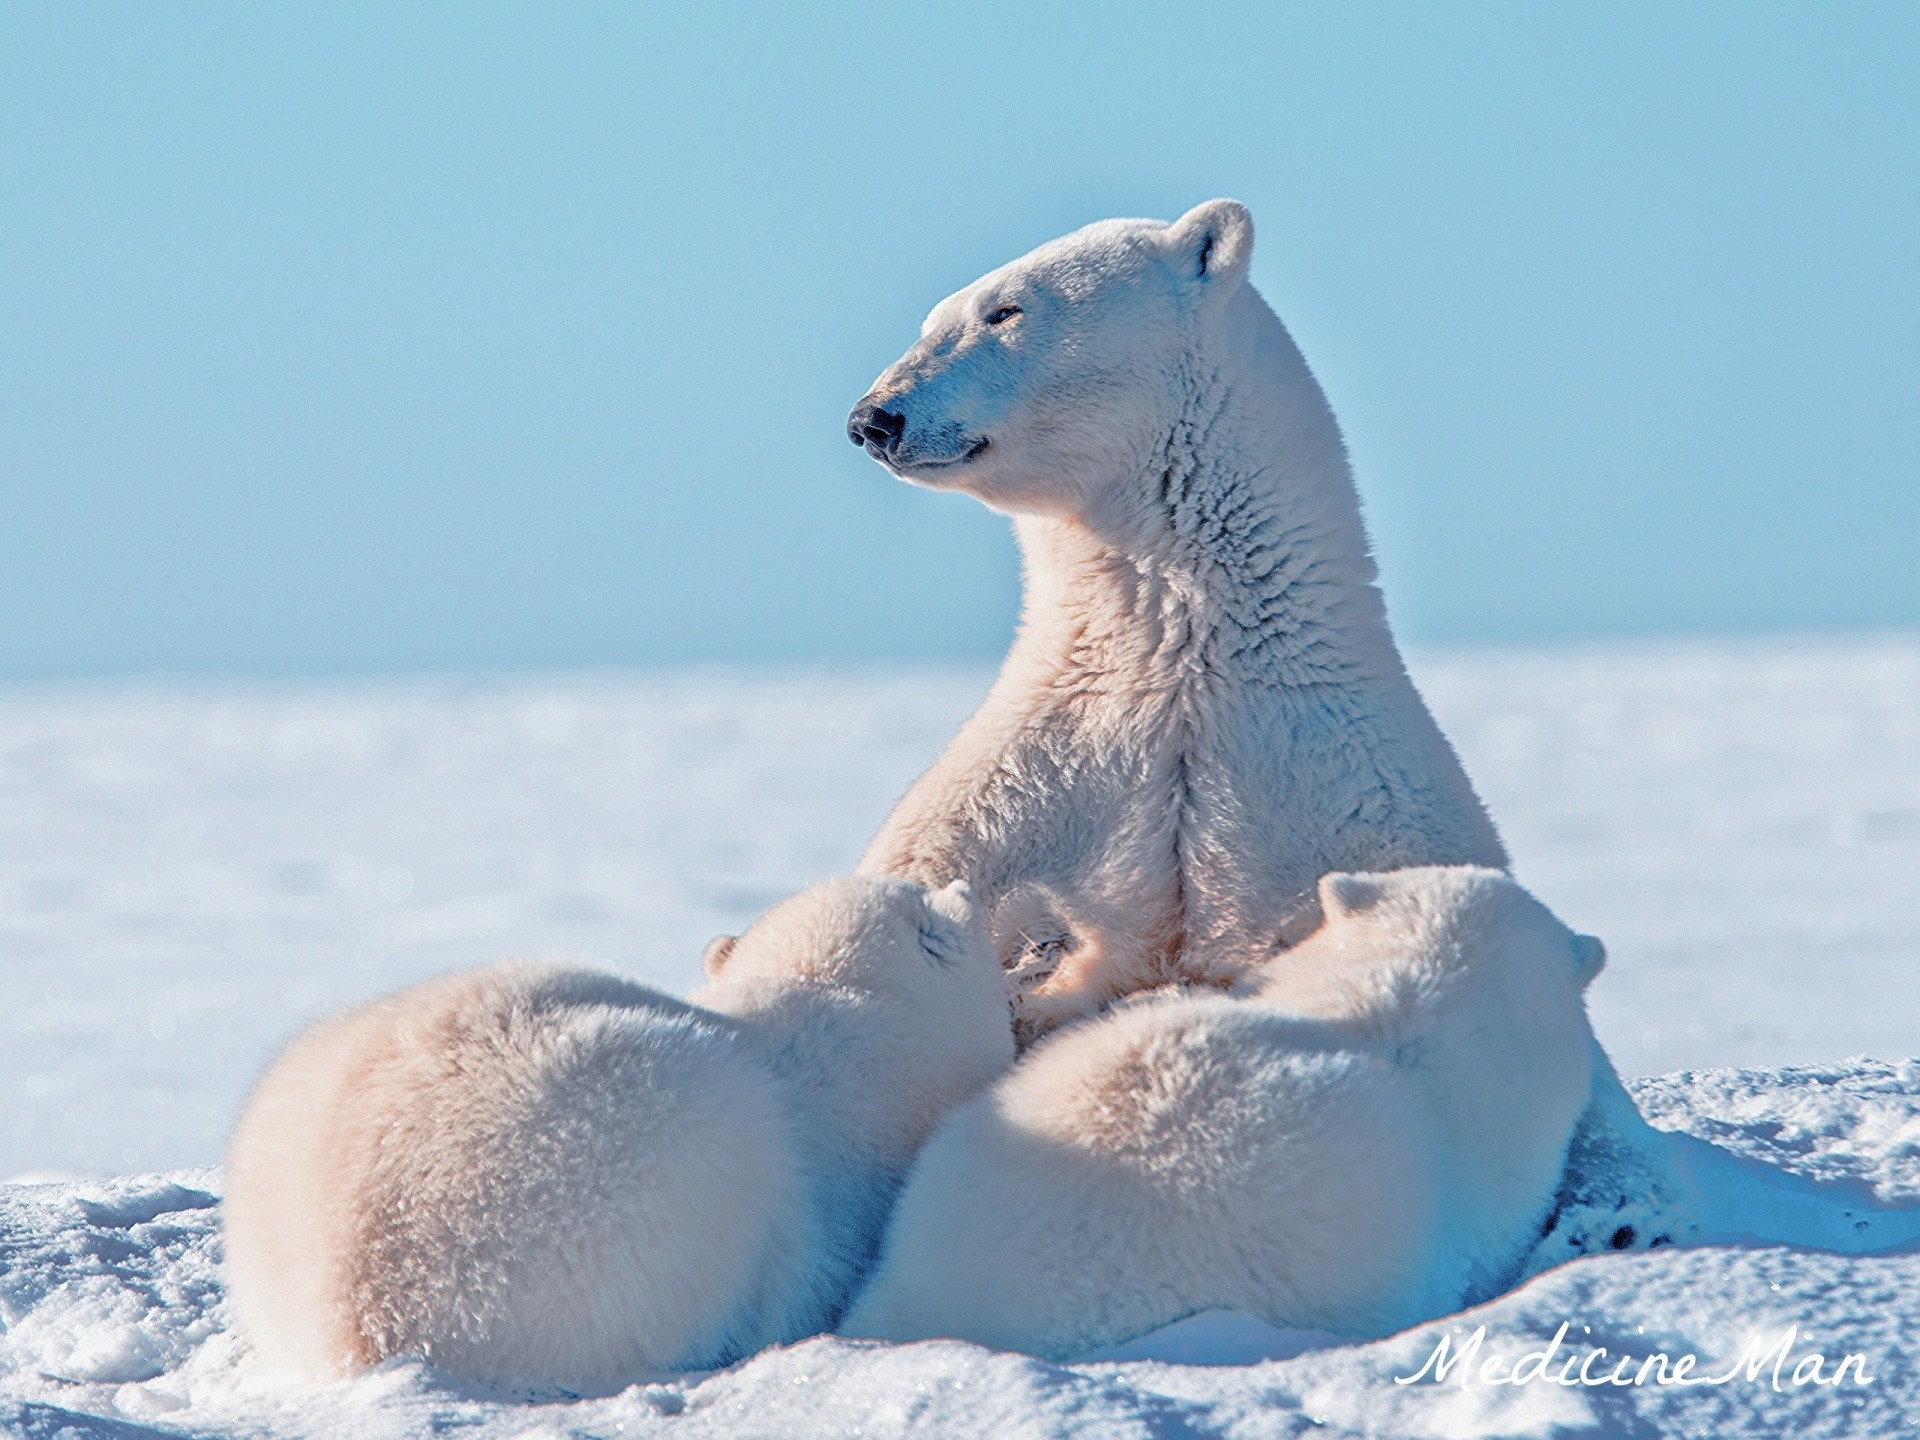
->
[848,403,905,457]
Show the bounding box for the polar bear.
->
[848,198,1505,1035]
[222,875,1013,1390]
[841,867,1603,1360]
[846,199,1691,1251]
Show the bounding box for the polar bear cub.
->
[223,875,1012,1390]
[842,866,1603,1360]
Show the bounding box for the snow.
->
[4,1064,1916,1437]
[2,632,1918,1435]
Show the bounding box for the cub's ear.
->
[1571,934,1608,986]
[700,934,738,980]
[925,879,977,928]
[918,881,977,965]
[1317,870,1387,919]
[1167,199,1253,288]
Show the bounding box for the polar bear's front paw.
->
[1005,937,1067,994]
[1524,1196,1694,1278]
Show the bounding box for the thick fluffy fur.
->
[848,200,1692,1247]
[842,867,1602,1360]
[850,199,1504,1038]
[223,876,1013,1390]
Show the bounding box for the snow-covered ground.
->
[2,633,1918,1436]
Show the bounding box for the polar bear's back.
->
[224,963,811,1389]
[844,997,1446,1360]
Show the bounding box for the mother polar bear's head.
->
[847,200,1256,522]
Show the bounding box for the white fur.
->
[851,200,1506,1040]
[222,875,1013,1390]
[850,201,1693,1248]
[841,867,1602,1360]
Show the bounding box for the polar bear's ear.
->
[700,934,738,980]
[1570,934,1608,986]
[918,881,978,966]
[925,879,977,928]
[1317,871,1387,920]
[1167,199,1254,289]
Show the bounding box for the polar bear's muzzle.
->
[848,395,989,474]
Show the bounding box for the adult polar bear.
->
[847,200,1689,1254]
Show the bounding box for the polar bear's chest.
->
[990,689,1359,1032]
[866,656,1491,1038]
[1180,688,1389,862]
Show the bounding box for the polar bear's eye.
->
[984,305,1022,326]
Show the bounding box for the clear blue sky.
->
[2,2,1915,678]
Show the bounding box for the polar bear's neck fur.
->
[1016,293,1390,690]
[862,278,1506,1034]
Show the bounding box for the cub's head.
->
[847,200,1256,520]
[1261,866,1606,1099]
[695,874,1014,1108]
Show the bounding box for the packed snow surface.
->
[2,633,1918,1436]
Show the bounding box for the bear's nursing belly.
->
[992,737,1288,1042]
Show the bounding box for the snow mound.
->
[2,1063,1915,1438]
